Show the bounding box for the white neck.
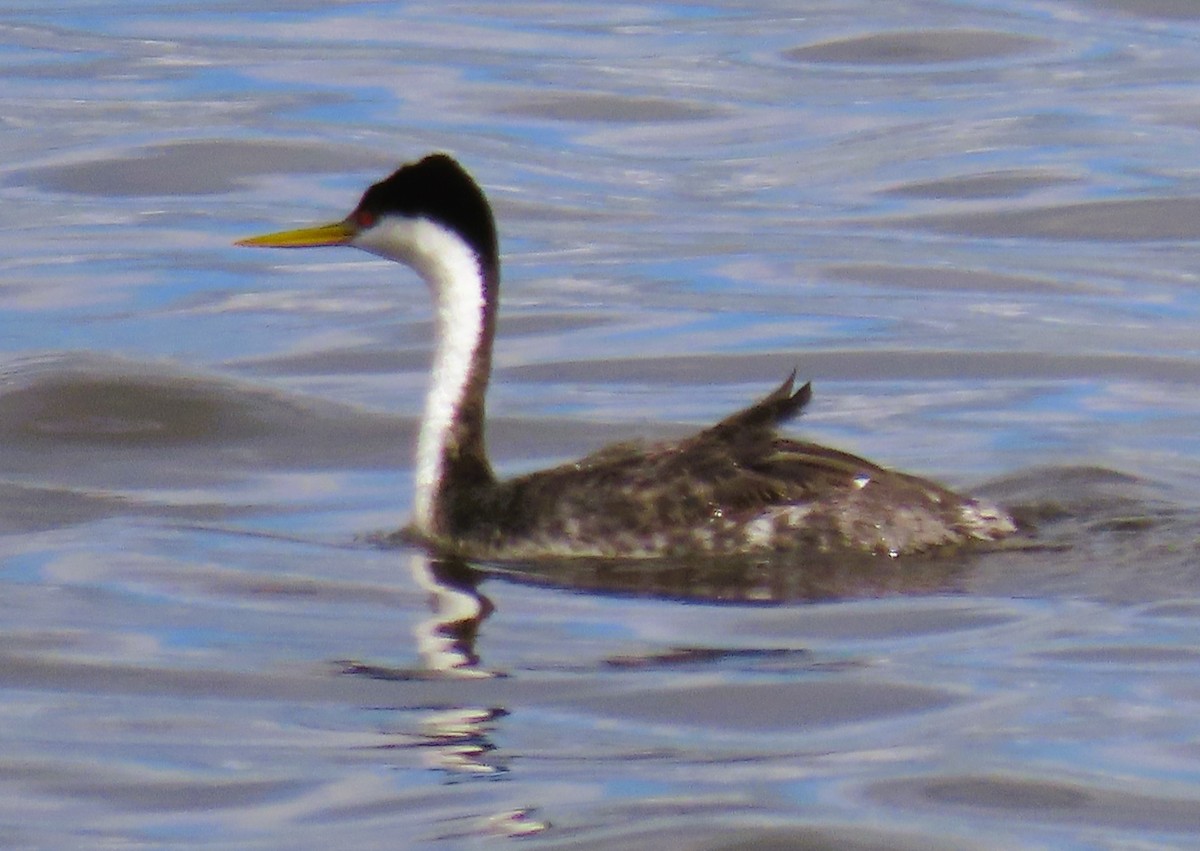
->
[353,217,487,533]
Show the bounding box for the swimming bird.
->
[237,153,1015,560]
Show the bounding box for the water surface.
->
[3,0,1200,847]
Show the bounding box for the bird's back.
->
[430,376,1015,561]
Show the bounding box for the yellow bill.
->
[235,219,356,248]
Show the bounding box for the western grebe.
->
[238,153,1015,560]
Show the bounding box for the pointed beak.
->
[235,218,357,249]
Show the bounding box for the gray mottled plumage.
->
[410,372,1015,560]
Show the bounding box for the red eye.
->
[355,209,376,228]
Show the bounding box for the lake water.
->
[4,0,1200,847]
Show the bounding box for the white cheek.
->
[352,219,414,262]
[351,218,465,283]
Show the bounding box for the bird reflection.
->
[339,554,507,780]
[404,555,510,780]
[409,553,494,675]
[341,553,494,678]
[485,549,975,603]
[346,542,977,791]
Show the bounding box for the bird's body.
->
[238,153,1015,561]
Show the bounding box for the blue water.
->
[3,0,1200,847]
